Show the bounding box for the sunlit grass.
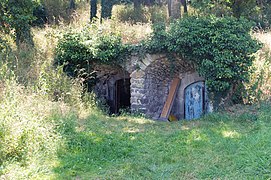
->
[47,103,271,179]
[1,3,271,179]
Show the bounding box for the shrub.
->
[55,16,262,103]
[40,0,70,24]
[54,25,128,89]
[112,5,149,24]
[166,16,262,94]
[112,4,167,24]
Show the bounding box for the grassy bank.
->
[53,103,271,179]
[0,3,271,179]
[1,86,270,179]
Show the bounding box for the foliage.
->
[32,3,48,27]
[191,0,271,29]
[40,0,70,24]
[55,25,128,88]
[0,4,271,178]
[145,16,261,94]
[0,77,63,179]
[242,36,271,103]
[112,4,167,24]
[165,16,261,93]
[113,4,150,23]
[0,0,39,46]
[0,38,11,63]
[55,16,261,96]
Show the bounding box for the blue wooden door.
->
[185,81,205,120]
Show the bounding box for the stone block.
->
[131,70,145,78]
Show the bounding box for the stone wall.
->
[94,64,130,113]
[127,54,196,119]
[94,53,211,120]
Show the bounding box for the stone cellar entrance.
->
[114,78,131,114]
[94,54,212,120]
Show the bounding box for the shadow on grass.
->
[52,105,271,179]
[53,113,143,179]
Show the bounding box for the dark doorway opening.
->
[113,78,131,114]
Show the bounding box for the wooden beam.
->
[160,77,181,121]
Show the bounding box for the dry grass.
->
[249,31,271,101]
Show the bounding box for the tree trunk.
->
[133,0,142,11]
[168,0,172,17]
[69,0,76,9]
[101,0,114,19]
[231,0,242,18]
[181,0,188,14]
[169,0,181,19]
[90,0,97,21]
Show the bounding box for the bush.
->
[40,0,70,24]
[112,5,149,24]
[55,15,262,103]
[55,25,128,89]
[112,4,167,24]
[166,16,262,93]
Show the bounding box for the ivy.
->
[166,16,261,92]
[55,26,129,86]
[55,16,261,95]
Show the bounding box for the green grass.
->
[50,103,271,179]
[1,92,271,179]
[0,4,271,179]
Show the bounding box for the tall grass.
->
[244,31,271,103]
[0,3,271,179]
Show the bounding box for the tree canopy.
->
[0,0,39,47]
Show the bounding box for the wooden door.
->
[184,81,205,120]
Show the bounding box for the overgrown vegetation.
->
[0,1,271,179]
[191,0,271,29]
[166,17,261,95]
[55,16,261,100]
[54,25,129,89]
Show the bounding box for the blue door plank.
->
[185,81,204,120]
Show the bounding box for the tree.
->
[181,0,188,14]
[101,0,115,19]
[69,0,76,10]
[0,0,38,47]
[90,0,97,21]
[168,0,181,19]
[190,0,271,28]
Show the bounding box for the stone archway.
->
[171,72,205,119]
[94,64,131,114]
[127,54,195,119]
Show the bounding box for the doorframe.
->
[175,72,205,119]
